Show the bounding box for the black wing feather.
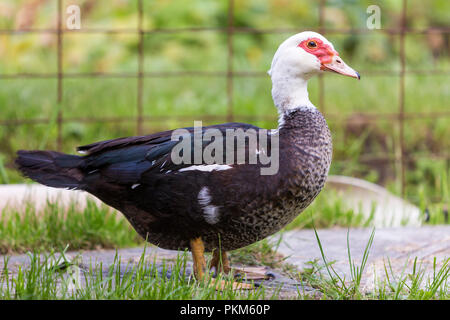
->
[79,122,262,186]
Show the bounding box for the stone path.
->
[276,225,450,291]
[0,245,310,298]
[1,225,448,297]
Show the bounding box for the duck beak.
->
[321,55,360,80]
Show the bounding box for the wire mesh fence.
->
[0,0,448,202]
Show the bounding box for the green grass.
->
[287,222,449,300]
[0,196,448,300]
[0,246,270,300]
[286,190,374,230]
[0,201,143,254]
[1,224,448,300]
[306,226,376,299]
[375,257,450,300]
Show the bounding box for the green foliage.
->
[0,200,143,254]
[298,227,449,300]
[0,246,270,300]
[1,224,447,300]
[307,226,375,299]
[0,0,449,202]
[286,190,373,230]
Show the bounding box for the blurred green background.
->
[0,0,449,205]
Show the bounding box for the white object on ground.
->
[0,184,102,213]
[325,175,423,227]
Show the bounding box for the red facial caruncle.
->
[298,38,338,69]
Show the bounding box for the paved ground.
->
[0,245,309,298]
[276,225,450,291]
[2,225,448,297]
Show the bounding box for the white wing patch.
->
[179,164,232,172]
[198,186,220,224]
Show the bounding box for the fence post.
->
[226,0,234,123]
[137,0,144,135]
[57,0,63,151]
[318,0,325,114]
[399,0,407,197]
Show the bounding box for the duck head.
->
[269,31,359,112]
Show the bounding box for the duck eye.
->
[307,40,317,48]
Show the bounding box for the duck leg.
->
[190,237,207,279]
[189,238,252,290]
[210,249,231,274]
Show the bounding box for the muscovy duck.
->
[16,31,359,288]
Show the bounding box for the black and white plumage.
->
[15,31,359,282]
[17,115,330,252]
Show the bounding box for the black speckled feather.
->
[16,109,331,251]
